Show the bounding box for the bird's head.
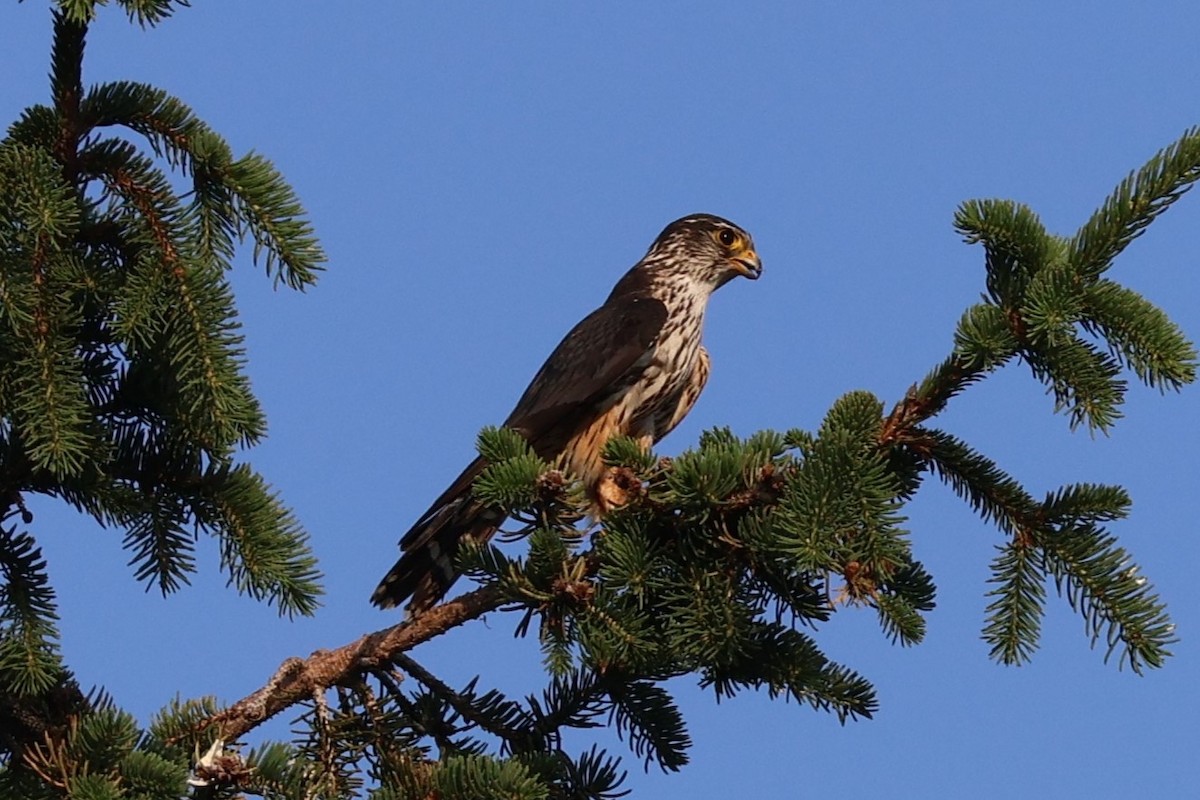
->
[644,214,762,290]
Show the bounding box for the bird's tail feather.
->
[371,457,499,615]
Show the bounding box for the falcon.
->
[372,214,762,615]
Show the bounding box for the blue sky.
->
[3,2,1199,797]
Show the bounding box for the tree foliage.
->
[1,3,324,793]
[1,3,1197,799]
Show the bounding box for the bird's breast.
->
[560,292,707,491]
[626,309,705,435]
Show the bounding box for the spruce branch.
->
[115,0,191,27]
[1023,333,1126,432]
[1,7,327,739]
[80,81,215,170]
[54,1,100,25]
[429,754,547,800]
[982,539,1047,665]
[1040,483,1131,526]
[954,199,1055,305]
[0,523,62,695]
[525,670,608,745]
[202,584,506,741]
[607,678,690,772]
[223,152,326,289]
[1070,125,1200,279]
[49,10,86,174]
[120,493,197,595]
[1081,279,1197,391]
[899,424,1169,669]
[79,79,325,286]
[199,465,323,618]
[1022,260,1083,348]
[1040,525,1174,673]
[393,654,536,754]
[0,144,93,478]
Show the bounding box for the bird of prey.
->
[371,213,762,615]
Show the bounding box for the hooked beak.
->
[730,249,762,280]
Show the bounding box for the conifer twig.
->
[201,585,505,740]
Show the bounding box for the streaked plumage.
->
[372,214,761,615]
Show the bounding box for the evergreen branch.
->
[474,456,551,510]
[1070,126,1200,279]
[81,138,254,448]
[79,80,322,282]
[120,493,196,595]
[875,592,926,646]
[0,144,93,478]
[156,262,263,455]
[1023,334,1125,432]
[882,355,985,443]
[607,678,690,772]
[875,560,936,646]
[776,393,909,579]
[0,524,62,695]
[739,539,831,626]
[525,670,607,743]
[115,749,190,796]
[567,745,629,800]
[115,0,191,27]
[144,695,222,763]
[951,303,1020,373]
[431,754,546,800]
[0,668,92,781]
[197,465,323,618]
[1022,261,1084,348]
[49,10,86,175]
[80,80,228,175]
[201,584,506,741]
[187,168,238,271]
[954,199,1054,305]
[17,705,175,798]
[477,425,536,462]
[0,140,82,245]
[225,153,326,289]
[392,654,536,753]
[378,672,465,759]
[911,430,1171,670]
[5,105,66,155]
[905,427,1036,536]
[662,569,754,673]
[457,539,535,605]
[603,434,659,472]
[1040,525,1175,673]
[981,540,1046,665]
[105,244,167,354]
[1040,483,1130,526]
[79,78,229,251]
[241,740,315,799]
[539,613,577,678]
[803,660,879,723]
[81,137,268,453]
[9,320,95,479]
[595,521,667,603]
[1081,279,1197,391]
[699,623,877,722]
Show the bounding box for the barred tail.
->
[371,457,500,616]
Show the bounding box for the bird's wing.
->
[503,294,668,441]
[397,293,666,550]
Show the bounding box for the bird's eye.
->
[717,229,737,246]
